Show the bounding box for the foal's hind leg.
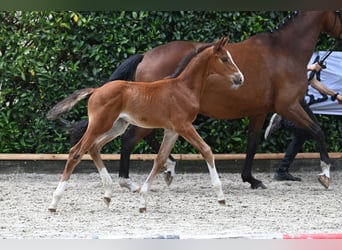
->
[48,120,117,212]
[88,119,130,206]
[48,140,91,212]
[178,124,225,204]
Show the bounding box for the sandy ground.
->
[0,169,342,239]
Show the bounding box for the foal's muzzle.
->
[231,72,244,87]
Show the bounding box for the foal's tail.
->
[47,88,94,121]
[66,54,144,145]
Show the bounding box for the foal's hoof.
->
[163,171,174,187]
[139,207,147,213]
[48,208,57,213]
[218,200,226,206]
[318,175,330,189]
[104,197,111,207]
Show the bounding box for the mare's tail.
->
[67,54,144,145]
[47,88,94,121]
[108,54,144,81]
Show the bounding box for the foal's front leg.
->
[179,125,225,205]
[139,129,179,212]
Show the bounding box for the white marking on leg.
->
[207,162,225,202]
[320,160,331,178]
[164,158,176,176]
[119,177,140,192]
[49,181,68,211]
[139,182,149,211]
[99,168,113,199]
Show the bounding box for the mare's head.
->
[209,37,244,89]
[321,11,342,40]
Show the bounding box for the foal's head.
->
[209,37,244,89]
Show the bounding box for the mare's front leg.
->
[241,115,268,189]
[119,126,156,192]
[179,125,225,204]
[119,126,177,191]
[139,129,179,213]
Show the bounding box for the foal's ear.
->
[214,36,230,51]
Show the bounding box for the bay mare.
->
[70,11,342,191]
[114,11,342,191]
[47,37,244,212]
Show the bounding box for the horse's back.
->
[136,41,210,82]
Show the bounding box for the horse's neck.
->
[274,11,323,63]
[176,50,211,95]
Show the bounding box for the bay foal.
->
[47,37,244,212]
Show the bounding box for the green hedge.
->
[0,11,339,154]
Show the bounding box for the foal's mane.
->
[167,43,214,79]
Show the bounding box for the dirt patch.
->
[0,169,341,239]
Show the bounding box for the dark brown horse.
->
[71,11,342,191]
[47,37,243,212]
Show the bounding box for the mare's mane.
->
[167,43,214,79]
[270,11,298,33]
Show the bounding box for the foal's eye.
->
[220,57,229,63]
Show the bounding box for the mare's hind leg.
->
[88,119,130,206]
[178,124,225,205]
[139,129,179,212]
[279,101,331,188]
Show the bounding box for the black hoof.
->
[251,182,267,189]
[274,171,302,181]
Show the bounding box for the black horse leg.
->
[278,100,331,188]
[241,115,268,189]
[119,126,156,178]
[144,129,177,186]
[308,119,331,188]
[144,131,176,162]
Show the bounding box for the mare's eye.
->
[220,57,228,63]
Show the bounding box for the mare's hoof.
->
[48,208,57,213]
[104,197,111,207]
[218,200,226,206]
[274,171,302,181]
[251,182,267,189]
[119,178,140,192]
[163,171,174,187]
[139,207,147,213]
[318,175,330,189]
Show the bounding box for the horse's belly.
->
[118,112,168,129]
[199,78,266,119]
